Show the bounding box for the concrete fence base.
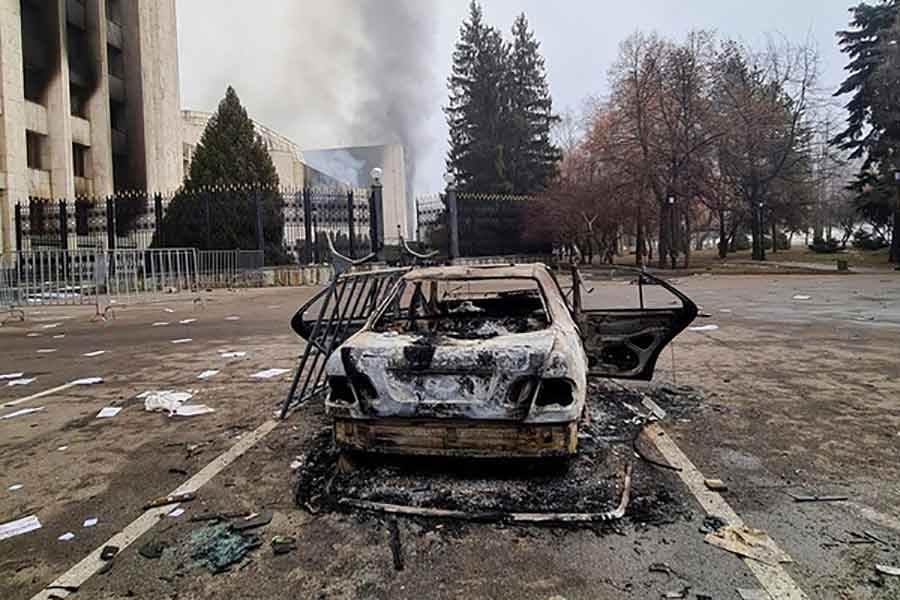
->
[265,265,334,287]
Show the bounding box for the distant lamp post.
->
[445,172,460,261]
[370,167,383,186]
[369,167,384,257]
[443,172,456,190]
[667,195,676,269]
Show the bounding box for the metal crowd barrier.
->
[197,249,264,289]
[1,249,102,308]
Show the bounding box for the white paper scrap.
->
[53,334,65,339]
[175,404,215,417]
[143,391,192,415]
[219,351,247,359]
[82,517,98,528]
[37,349,57,354]
[8,484,23,491]
[688,324,720,332]
[73,377,103,386]
[83,350,106,357]
[179,318,197,324]
[167,508,185,518]
[58,532,75,541]
[250,368,290,379]
[42,323,61,329]
[7,378,35,387]
[792,295,811,301]
[164,308,175,313]
[171,338,193,344]
[720,309,732,313]
[225,316,240,321]
[96,407,121,418]
[0,515,42,541]
[26,333,41,337]
[197,370,219,380]
[152,322,169,327]
[0,373,24,380]
[0,407,45,420]
[57,446,68,451]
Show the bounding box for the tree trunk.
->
[635,204,644,267]
[683,209,691,269]
[718,209,727,259]
[890,205,900,263]
[658,202,668,269]
[771,219,778,254]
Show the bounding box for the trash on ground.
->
[231,510,273,531]
[138,540,168,559]
[190,523,261,573]
[225,316,240,321]
[57,446,68,451]
[100,545,119,560]
[8,484,23,491]
[270,535,296,555]
[0,373,25,380]
[875,564,900,577]
[179,319,197,324]
[7,378,35,386]
[144,491,196,509]
[688,324,719,332]
[705,525,793,566]
[736,589,772,600]
[0,406,46,420]
[168,508,186,518]
[83,350,106,357]
[699,515,728,534]
[197,370,219,380]
[164,308,175,313]
[58,532,75,542]
[83,517,98,527]
[792,295,811,300]
[176,404,215,416]
[704,479,728,492]
[662,587,690,599]
[787,493,848,503]
[720,309,732,313]
[649,562,673,575]
[220,351,247,359]
[26,333,40,337]
[41,323,62,329]
[96,407,121,418]
[171,338,193,344]
[37,348,57,353]
[144,391,194,415]
[73,377,103,386]
[250,368,290,379]
[152,322,169,327]
[0,515,42,541]
[53,334,65,339]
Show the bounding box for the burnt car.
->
[312,264,696,458]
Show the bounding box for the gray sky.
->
[176,1,853,195]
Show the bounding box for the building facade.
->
[0,0,182,251]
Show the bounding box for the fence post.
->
[303,188,313,264]
[59,199,69,250]
[105,196,116,250]
[369,183,383,258]
[14,203,23,252]
[447,186,460,260]
[347,189,355,258]
[154,193,164,246]
[254,189,264,254]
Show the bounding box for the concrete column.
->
[0,0,28,252]
[84,0,113,197]
[46,0,74,200]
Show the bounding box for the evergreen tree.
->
[155,86,285,262]
[506,13,561,194]
[445,1,512,193]
[832,0,900,261]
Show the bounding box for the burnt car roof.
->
[402,263,550,281]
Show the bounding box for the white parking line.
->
[30,418,280,600]
[644,423,808,600]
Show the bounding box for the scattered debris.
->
[144,491,196,509]
[705,525,792,566]
[792,295,811,301]
[220,351,247,359]
[0,515,42,540]
[250,368,290,379]
[736,589,771,600]
[176,404,215,416]
[225,316,240,321]
[699,515,728,534]
[83,350,106,357]
[42,323,62,329]
[172,338,193,344]
[649,562,673,576]
[388,520,405,571]
[100,545,119,560]
[720,309,732,313]
[168,508,186,518]
[270,535,296,555]
[788,493,848,503]
[863,530,890,545]
[190,523,261,573]
[688,324,719,332]
[164,308,176,313]
[875,564,900,577]
[138,540,168,559]
[73,377,103,386]
[0,372,25,380]
[662,587,690,599]
[58,532,75,542]
[143,391,214,417]
[231,510,273,532]
[704,479,728,492]
[57,446,68,451]
[197,370,220,380]
[7,484,23,491]
[83,517,98,527]
[0,406,46,420]
[37,348,57,353]
[152,322,170,327]
[7,378,35,386]
[26,333,40,337]
[96,407,121,418]
[179,318,197,324]
[52,334,65,339]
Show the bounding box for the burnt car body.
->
[298,264,696,458]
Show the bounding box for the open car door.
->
[574,267,698,381]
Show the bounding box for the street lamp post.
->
[369,167,384,259]
[445,172,459,261]
[668,195,676,269]
[758,201,766,261]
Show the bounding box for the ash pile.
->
[293,381,705,525]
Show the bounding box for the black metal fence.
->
[15,186,371,265]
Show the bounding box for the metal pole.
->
[303,188,313,264]
[254,189,265,253]
[370,183,384,258]
[347,189,356,258]
[59,199,68,251]
[447,186,459,260]
[154,194,164,247]
[15,203,23,252]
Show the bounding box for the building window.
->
[70,83,88,118]
[106,0,122,25]
[110,99,126,132]
[26,131,46,169]
[107,45,125,79]
[73,143,89,178]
